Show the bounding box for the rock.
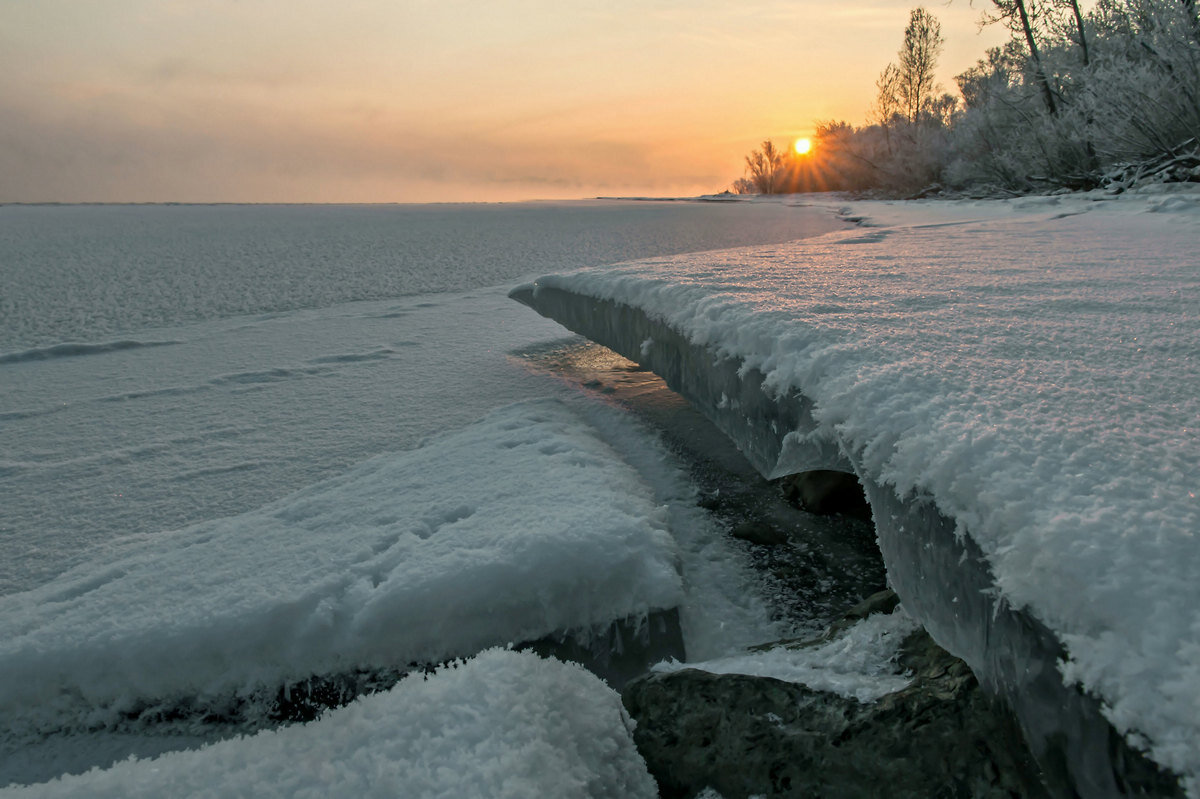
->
[841,588,901,620]
[777,470,871,519]
[730,519,789,546]
[521,608,686,691]
[751,589,901,652]
[623,626,1048,799]
[822,587,900,639]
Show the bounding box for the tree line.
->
[733,0,1200,196]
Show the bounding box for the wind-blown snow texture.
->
[0,399,682,738]
[520,188,1200,791]
[1,648,657,799]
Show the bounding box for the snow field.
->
[0,399,683,739]
[0,201,842,353]
[522,190,1200,789]
[0,648,657,798]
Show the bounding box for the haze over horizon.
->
[3,1,1007,204]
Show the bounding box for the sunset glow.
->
[794,138,813,156]
[0,1,1006,203]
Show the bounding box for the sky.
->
[1,1,1008,203]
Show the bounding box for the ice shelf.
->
[509,193,1198,799]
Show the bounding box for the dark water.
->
[517,340,887,630]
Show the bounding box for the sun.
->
[794,137,812,156]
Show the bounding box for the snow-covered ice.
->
[0,648,657,799]
[0,399,682,740]
[0,201,842,353]
[0,290,576,595]
[2,200,842,788]
[516,188,1200,790]
[0,200,840,595]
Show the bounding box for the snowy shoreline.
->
[2,193,1195,796]
[513,188,1200,796]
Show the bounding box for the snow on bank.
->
[554,389,788,660]
[1,648,657,798]
[519,190,1200,789]
[654,607,919,703]
[0,399,682,737]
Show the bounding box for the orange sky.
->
[1,1,1007,203]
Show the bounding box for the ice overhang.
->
[510,281,1185,799]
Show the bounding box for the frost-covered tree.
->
[859,8,956,191]
[1183,0,1200,43]
[736,7,958,196]
[983,0,1061,114]
[737,140,789,193]
[874,7,947,129]
[731,0,1200,195]
[947,0,1199,189]
[1083,0,1200,163]
[874,63,903,151]
[1054,0,1092,64]
[899,8,946,122]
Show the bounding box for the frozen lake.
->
[0,200,842,594]
[1,199,856,786]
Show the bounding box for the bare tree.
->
[874,7,946,134]
[743,140,787,193]
[873,63,903,150]
[898,8,946,122]
[873,6,945,139]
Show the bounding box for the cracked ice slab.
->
[0,398,683,738]
[511,190,1200,797]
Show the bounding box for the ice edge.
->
[509,282,1185,799]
